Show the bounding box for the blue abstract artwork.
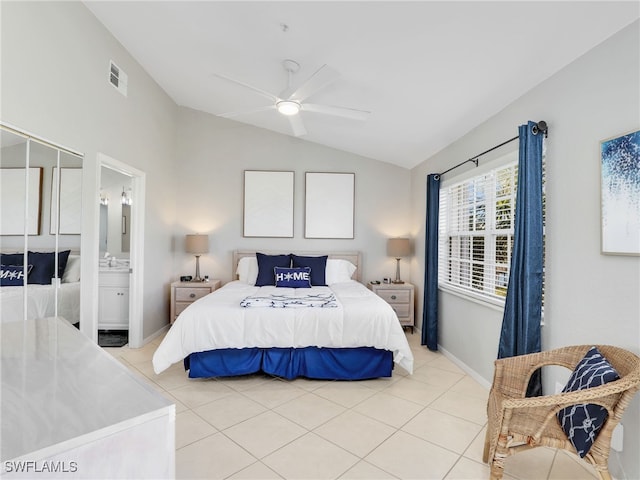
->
[601,130,640,255]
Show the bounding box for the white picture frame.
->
[305,172,355,239]
[0,167,42,235]
[243,170,294,238]
[50,167,82,235]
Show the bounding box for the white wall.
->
[172,107,412,284]
[410,21,640,479]
[1,1,178,341]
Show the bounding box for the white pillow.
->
[236,256,259,285]
[325,259,356,285]
[62,254,81,283]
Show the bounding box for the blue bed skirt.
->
[184,347,393,380]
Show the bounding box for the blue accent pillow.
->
[0,264,32,286]
[27,250,71,285]
[255,253,291,286]
[291,254,328,286]
[274,267,312,288]
[557,346,620,458]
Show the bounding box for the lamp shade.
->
[185,234,209,254]
[387,238,411,258]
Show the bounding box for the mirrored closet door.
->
[0,124,83,325]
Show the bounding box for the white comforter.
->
[1,282,81,324]
[153,280,413,374]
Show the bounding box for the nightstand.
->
[170,280,221,324]
[369,282,415,332]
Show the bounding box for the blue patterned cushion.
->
[0,264,32,286]
[291,254,328,286]
[274,267,312,288]
[557,346,620,457]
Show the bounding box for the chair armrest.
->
[502,378,636,410]
[492,347,589,398]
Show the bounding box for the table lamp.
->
[185,234,209,282]
[387,238,411,284]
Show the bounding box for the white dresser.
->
[1,317,175,478]
[98,269,129,330]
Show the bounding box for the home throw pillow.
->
[557,346,620,458]
[0,264,32,286]
[255,253,291,286]
[274,267,312,288]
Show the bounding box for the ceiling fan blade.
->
[212,73,279,102]
[302,103,371,121]
[217,105,276,118]
[286,64,340,102]
[288,114,307,137]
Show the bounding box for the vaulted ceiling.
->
[85,1,638,168]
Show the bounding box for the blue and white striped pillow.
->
[557,346,620,457]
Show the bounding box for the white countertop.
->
[1,317,173,461]
[99,266,130,273]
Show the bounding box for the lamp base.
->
[393,257,404,284]
[193,255,205,282]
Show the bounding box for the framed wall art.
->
[0,167,43,235]
[305,172,355,239]
[243,170,294,238]
[601,129,640,255]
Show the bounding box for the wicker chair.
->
[483,345,640,480]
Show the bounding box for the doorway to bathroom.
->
[96,154,146,348]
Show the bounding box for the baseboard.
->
[438,344,492,390]
[143,324,170,346]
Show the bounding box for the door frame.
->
[90,153,146,348]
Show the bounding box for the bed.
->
[153,251,413,380]
[1,282,81,324]
[1,251,81,325]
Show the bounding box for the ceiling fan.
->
[213,60,371,137]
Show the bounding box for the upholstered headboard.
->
[232,250,362,283]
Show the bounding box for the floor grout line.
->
[113,334,599,480]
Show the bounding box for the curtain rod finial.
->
[532,120,548,138]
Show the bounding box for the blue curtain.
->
[422,174,440,350]
[498,121,544,397]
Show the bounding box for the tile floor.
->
[105,333,599,480]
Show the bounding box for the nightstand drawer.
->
[389,304,410,318]
[171,280,221,325]
[174,302,191,316]
[175,287,210,302]
[377,289,411,304]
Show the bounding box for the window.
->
[438,157,545,305]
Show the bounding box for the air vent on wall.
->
[109,60,128,97]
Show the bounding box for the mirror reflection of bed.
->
[97,166,133,347]
[0,125,83,327]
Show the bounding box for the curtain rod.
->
[435,120,548,180]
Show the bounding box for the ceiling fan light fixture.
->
[276,100,301,116]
